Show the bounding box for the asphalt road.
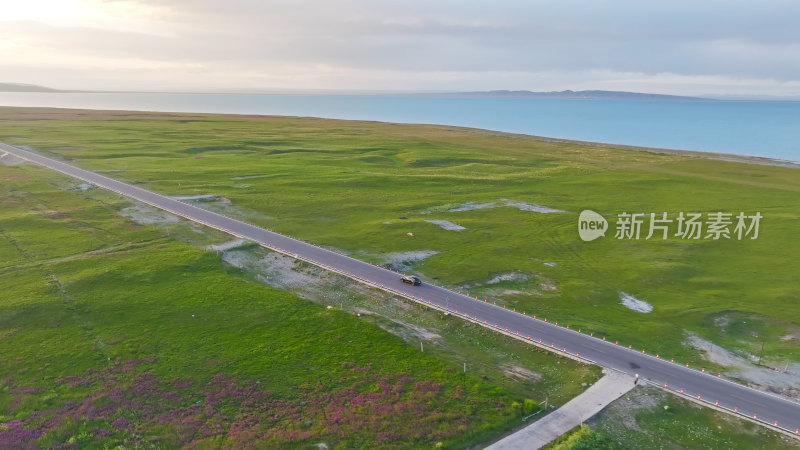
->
[3,142,799,437]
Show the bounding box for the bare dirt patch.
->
[352,307,374,316]
[0,170,32,181]
[390,319,441,341]
[0,327,20,340]
[539,282,558,292]
[40,210,69,220]
[500,364,542,382]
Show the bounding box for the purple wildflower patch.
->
[1,357,512,448]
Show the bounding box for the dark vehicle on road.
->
[401,275,422,286]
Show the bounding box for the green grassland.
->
[548,412,798,450]
[1,106,798,448]
[545,425,618,450]
[215,244,600,409]
[1,106,797,372]
[0,162,599,448]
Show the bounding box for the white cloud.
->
[1,0,799,96]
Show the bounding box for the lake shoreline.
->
[2,103,798,169]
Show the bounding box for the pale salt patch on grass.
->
[486,272,529,284]
[70,183,93,191]
[501,199,566,213]
[539,282,558,291]
[382,250,439,264]
[619,292,653,313]
[685,333,800,393]
[207,239,249,252]
[380,250,439,272]
[171,194,218,201]
[447,202,498,212]
[422,199,565,215]
[119,204,181,225]
[223,250,322,292]
[424,219,465,231]
[501,289,527,296]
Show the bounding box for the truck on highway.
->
[401,275,422,286]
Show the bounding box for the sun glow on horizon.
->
[1,0,166,27]
[2,0,102,23]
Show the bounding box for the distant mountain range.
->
[6,83,794,101]
[0,82,61,92]
[438,89,708,101]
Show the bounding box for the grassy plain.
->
[0,162,598,448]
[0,106,798,448]
[545,425,618,449]
[1,107,797,372]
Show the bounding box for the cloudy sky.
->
[2,0,799,96]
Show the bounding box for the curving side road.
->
[2,142,799,438]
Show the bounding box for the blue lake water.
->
[1,92,799,161]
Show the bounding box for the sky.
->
[2,0,800,96]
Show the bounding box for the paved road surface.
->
[2,142,799,438]
[486,370,634,449]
